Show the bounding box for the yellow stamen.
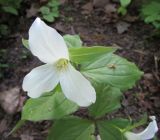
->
[56,58,69,71]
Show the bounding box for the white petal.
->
[59,63,96,107]
[22,64,59,98]
[29,17,69,64]
[125,116,158,140]
[97,135,101,140]
[125,132,141,140]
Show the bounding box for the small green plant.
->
[141,1,160,29]
[39,0,60,22]
[0,0,22,15]
[12,18,158,140]
[118,0,131,15]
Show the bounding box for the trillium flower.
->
[22,17,96,107]
[124,116,158,140]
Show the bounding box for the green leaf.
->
[153,21,160,29]
[89,85,122,118]
[2,6,18,15]
[141,1,160,17]
[43,14,55,22]
[22,89,79,121]
[63,34,83,48]
[82,54,143,91]
[39,6,50,15]
[140,1,160,29]
[22,38,29,49]
[118,7,127,16]
[47,116,95,140]
[69,46,116,64]
[97,118,131,140]
[145,14,160,23]
[47,0,60,7]
[50,9,59,17]
[120,0,131,7]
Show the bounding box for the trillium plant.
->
[16,18,158,140]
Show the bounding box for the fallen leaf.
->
[20,134,34,140]
[122,98,129,107]
[124,15,139,22]
[116,21,130,34]
[105,4,117,14]
[0,87,21,114]
[81,2,93,15]
[26,4,39,18]
[93,0,110,8]
[143,73,159,93]
[54,22,66,33]
[144,73,154,80]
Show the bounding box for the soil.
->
[0,0,160,140]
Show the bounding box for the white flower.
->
[125,116,158,140]
[22,17,96,107]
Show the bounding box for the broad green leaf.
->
[82,54,143,91]
[2,6,18,15]
[145,14,160,23]
[43,14,55,22]
[69,46,116,64]
[22,38,29,49]
[153,21,160,29]
[120,0,131,7]
[63,34,82,48]
[50,9,59,17]
[89,85,122,118]
[141,1,160,17]
[39,6,50,15]
[47,0,60,7]
[140,1,160,29]
[47,116,95,140]
[22,90,79,121]
[97,118,131,140]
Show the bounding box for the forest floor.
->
[0,0,160,140]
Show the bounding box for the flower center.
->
[56,58,69,71]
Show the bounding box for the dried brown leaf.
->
[105,4,117,14]
[0,87,20,114]
[116,21,130,34]
[93,0,110,8]
[81,2,93,15]
[26,4,39,18]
